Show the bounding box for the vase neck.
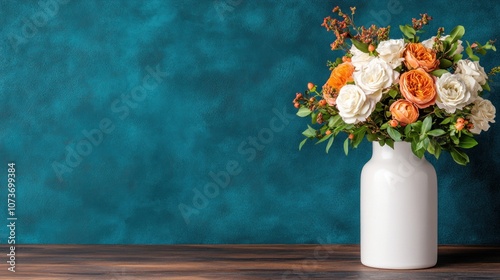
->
[372,141,415,160]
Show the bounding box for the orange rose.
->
[322,84,337,106]
[390,99,419,126]
[324,62,354,92]
[399,68,437,108]
[403,43,439,72]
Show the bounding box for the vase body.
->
[360,141,437,269]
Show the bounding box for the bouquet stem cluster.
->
[294,6,498,165]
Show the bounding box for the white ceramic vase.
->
[360,141,438,269]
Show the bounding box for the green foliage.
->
[445,25,465,44]
[297,107,312,117]
[326,136,334,153]
[430,69,449,77]
[351,39,369,53]
[387,127,401,141]
[400,25,417,42]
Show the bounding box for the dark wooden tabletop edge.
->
[2,243,499,247]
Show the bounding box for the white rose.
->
[336,84,375,124]
[421,37,435,49]
[455,59,488,85]
[375,39,405,68]
[469,97,496,134]
[421,35,464,55]
[435,73,471,113]
[456,73,481,103]
[350,44,373,70]
[353,58,399,102]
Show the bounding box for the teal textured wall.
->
[0,0,499,244]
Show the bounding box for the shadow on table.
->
[436,246,500,267]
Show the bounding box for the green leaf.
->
[446,25,465,43]
[423,137,431,148]
[299,138,307,151]
[297,107,312,117]
[450,147,469,165]
[388,89,398,98]
[427,139,437,155]
[422,116,433,134]
[447,43,458,56]
[385,138,394,149]
[316,133,333,144]
[430,69,450,77]
[366,132,378,142]
[326,135,335,153]
[458,135,478,149]
[400,25,416,40]
[411,141,425,158]
[351,39,369,53]
[440,117,452,125]
[442,40,451,52]
[328,114,343,128]
[417,137,430,150]
[387,127,402,141]
[439,58,453,68]
[482,82,491,91]
[450,133,460,145]
[302,125,316,138]
[352,127,367,148]
[380,122,390,130]
[311,111,318,124]
[434,109,443,118]
[411,121,423,133]
[452,53,463,63]
[379,139,385,147]
[434,144,442,159]
[427,129,446,137]
[466,43,480,61]
[343,138,349,156]
[404,124,413,135]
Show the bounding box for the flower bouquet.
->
[293,6,498,165]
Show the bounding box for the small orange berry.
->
[309,97,315,102]
[294,102,300,109]
[368,44,375,52]
[455,122,465,131]
[307,83,315,90]
[325,130,332,135]
[342,56,351,62]
[296,93,303,98]
[319,100,327,107]
[348,133,354,140]
[456,117,465,124]
[389,119,399,127]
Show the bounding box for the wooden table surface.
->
[1,245,499,279]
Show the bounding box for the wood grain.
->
[0,245,499,279]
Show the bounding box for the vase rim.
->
[371,141,418,160]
